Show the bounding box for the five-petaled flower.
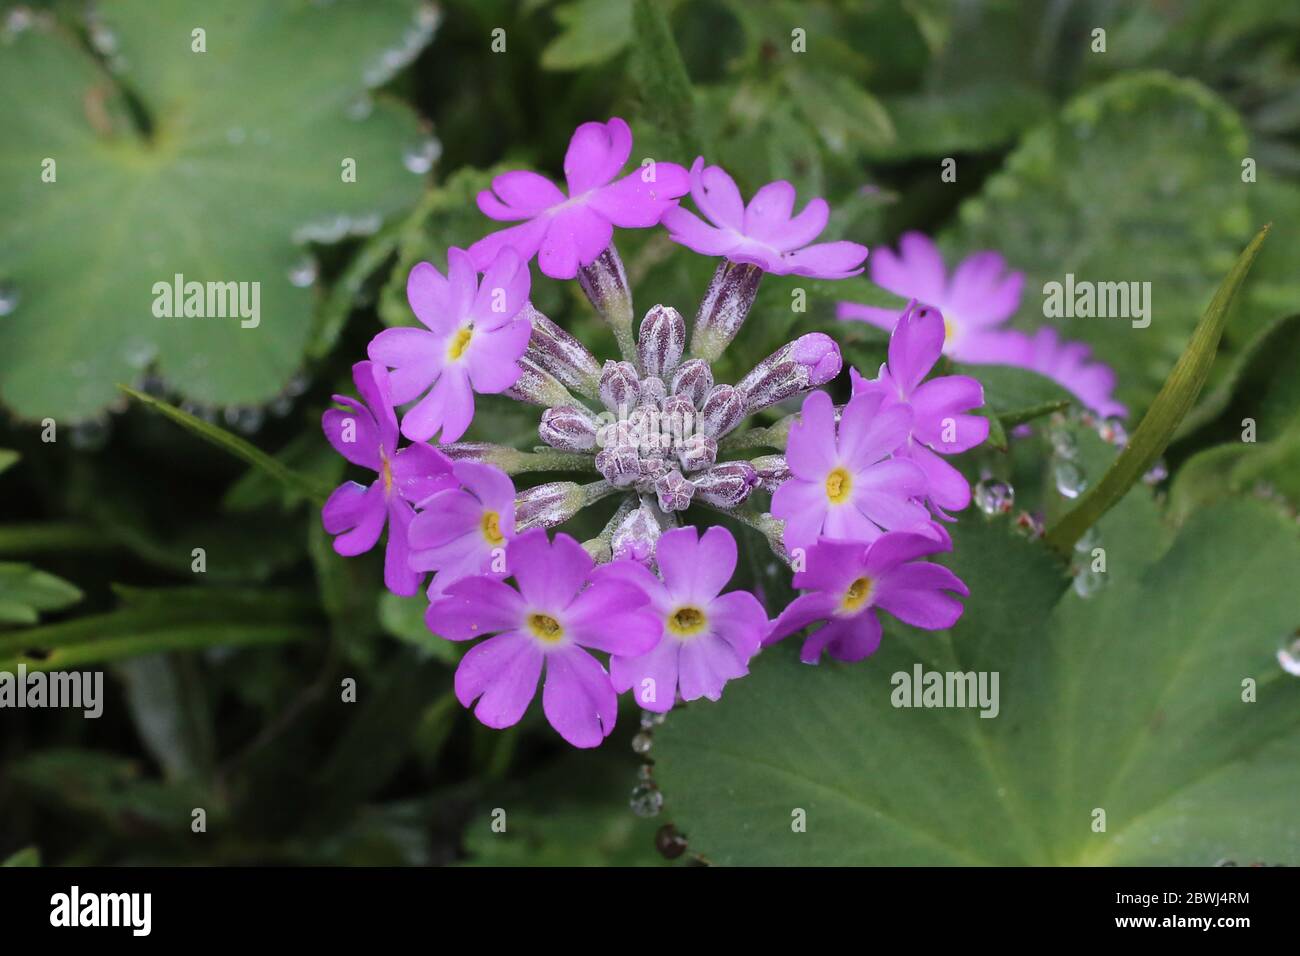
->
[663,158,868,279]
[469,117,689,279]
[428,529,661,748]
[850,302,989,514]
[321,361,456,596]
[368,247,532,444]
[772,389,930,552]
[596,526,768,712]
[765,533,969,664]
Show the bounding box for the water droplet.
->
[1072,564,1106,598]
[639,709,666,729]
[1049,425,1077,460]
[631,731,654,755]
[69,418,110,451]
[1215,859,1238,867]
[1142,459,1169,486]
[0,282,19,316]
[654,823,688,860]
[121,337,157,369]
[402,137,440,175]
[284,373,309,397]
[345,94,373,121]
[974,479,1015,516]
[1054,461,1087,499]
[1074,525,1100,553]
[88,21,118,56]
[288,256,318,288]
[222,406,264,435]
[4,7,35,35]
[629,781,664,818]
[1098,417,1128,447]
[225,126,247,146]
[1014,511,1044,538]
[269,395,294,418]
[1277,636,1300,677]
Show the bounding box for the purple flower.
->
[428,529,661,748]
[765,533,969,664]
[837,232,1024,362]
[408,461,516,604]
[468,117,690,280]
[1002,327,1128,419]
[321,361,456,596]
[771,390,929,552]
[663,158,868,278]
[850,303,989,514]
[368,247,533,444]
[596,526,767,712]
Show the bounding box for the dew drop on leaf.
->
[974,478,1014,515]
[1054,461,1087,499]
[1277,636,1300,677]
[630,781,664,818]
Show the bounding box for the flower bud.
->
[506,354,580,408]
[595,446,642,488]
[599,360,641,412]
[671,358,713,408]
[538,405,598,452]
[611,500,663,566]
[659,394,696,446]
[735,333,842,416]
[699,384,744,437]
[523,305,602,398]
[637,305,686,378]
[750,454,791,492]
[690,260,764,363]
[676,433,717,473]
[577,245,635,361]
[653,468,695,512]
[638,375,666,407]
[515,481,584,530]
[692,461,759,509]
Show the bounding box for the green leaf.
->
[0,585,318,671]
[864,84,1051,162]
[0,449,19,475]
[655,495,1300,865]
[2,847,41,867]
[0,562,82,625]
[0,1,435,420]
[629,0,704,160]
[784,69,896,156]
[541,0,633,70]
[120,386,331,505]
[379,591,460,664]
[947,71,1254,413]
[1045,225,1268,555]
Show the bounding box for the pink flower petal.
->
[455,631,543,729]
[542,646,618,747]
[564,118,633,194]
[431,575,526,640]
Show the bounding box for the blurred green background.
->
[1,0,1298,866]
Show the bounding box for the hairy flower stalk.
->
[578,245,638,365]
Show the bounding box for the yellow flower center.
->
[447,326,474,360]
[527,613,564,643]
[943,316,956,343]
[481,510,504,546]
[825,466,852,504]
[380,452,394,496]
[668,606,708,637]
[841,576,874,613]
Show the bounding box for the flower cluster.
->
[319,118,1119,747]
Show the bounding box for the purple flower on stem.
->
[368,247,532,443]
[850,303,989,514]
[468,118,689,280]
[428,529,661,748]
[663,159,868,278]
[322,361,456,596]
[408,461,517,605]
[771,390,929,552]
[765,534,969,664]
[596,526,767,712]
[837,232,1024,362]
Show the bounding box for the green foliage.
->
[655,496,1300,865]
